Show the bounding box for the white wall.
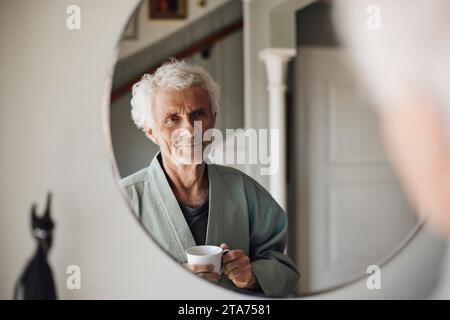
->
[0,0,238,299]
[119,0,232,59]
[0,0,449,300]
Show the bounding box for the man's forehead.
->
[153,86,211,111]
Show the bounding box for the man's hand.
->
[184,263,221,283]
[220,243,258,289]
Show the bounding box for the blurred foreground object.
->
[333,0,450,235]
[14,193,57,300]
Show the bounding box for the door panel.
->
[293,47,417,293]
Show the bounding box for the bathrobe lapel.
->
[204,164,223,247]
[148,155,197,262]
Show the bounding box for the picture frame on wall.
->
[149,0,187,20]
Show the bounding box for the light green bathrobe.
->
[121,153,299,297]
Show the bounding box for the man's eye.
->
[166,116,178,123]
[192,110,205,118]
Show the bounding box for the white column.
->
[259,48,295,211]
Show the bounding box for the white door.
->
[293,47,418,293]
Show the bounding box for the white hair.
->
[130,59,220,131]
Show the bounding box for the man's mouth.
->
[175,142,203,148]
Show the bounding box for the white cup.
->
[185,245,229,274]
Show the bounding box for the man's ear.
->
[145,125,158,145]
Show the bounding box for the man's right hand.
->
[184,263,221,283]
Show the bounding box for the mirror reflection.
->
[109,0,420,297]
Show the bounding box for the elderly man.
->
[121,59,299,297]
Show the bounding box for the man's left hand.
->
[220,243,258,289]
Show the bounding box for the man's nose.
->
[180,117,195,137]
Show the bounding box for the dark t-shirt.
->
[179,200,209,246]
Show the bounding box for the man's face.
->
[146,85,216,165]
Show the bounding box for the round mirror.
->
[106,0,423,297]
